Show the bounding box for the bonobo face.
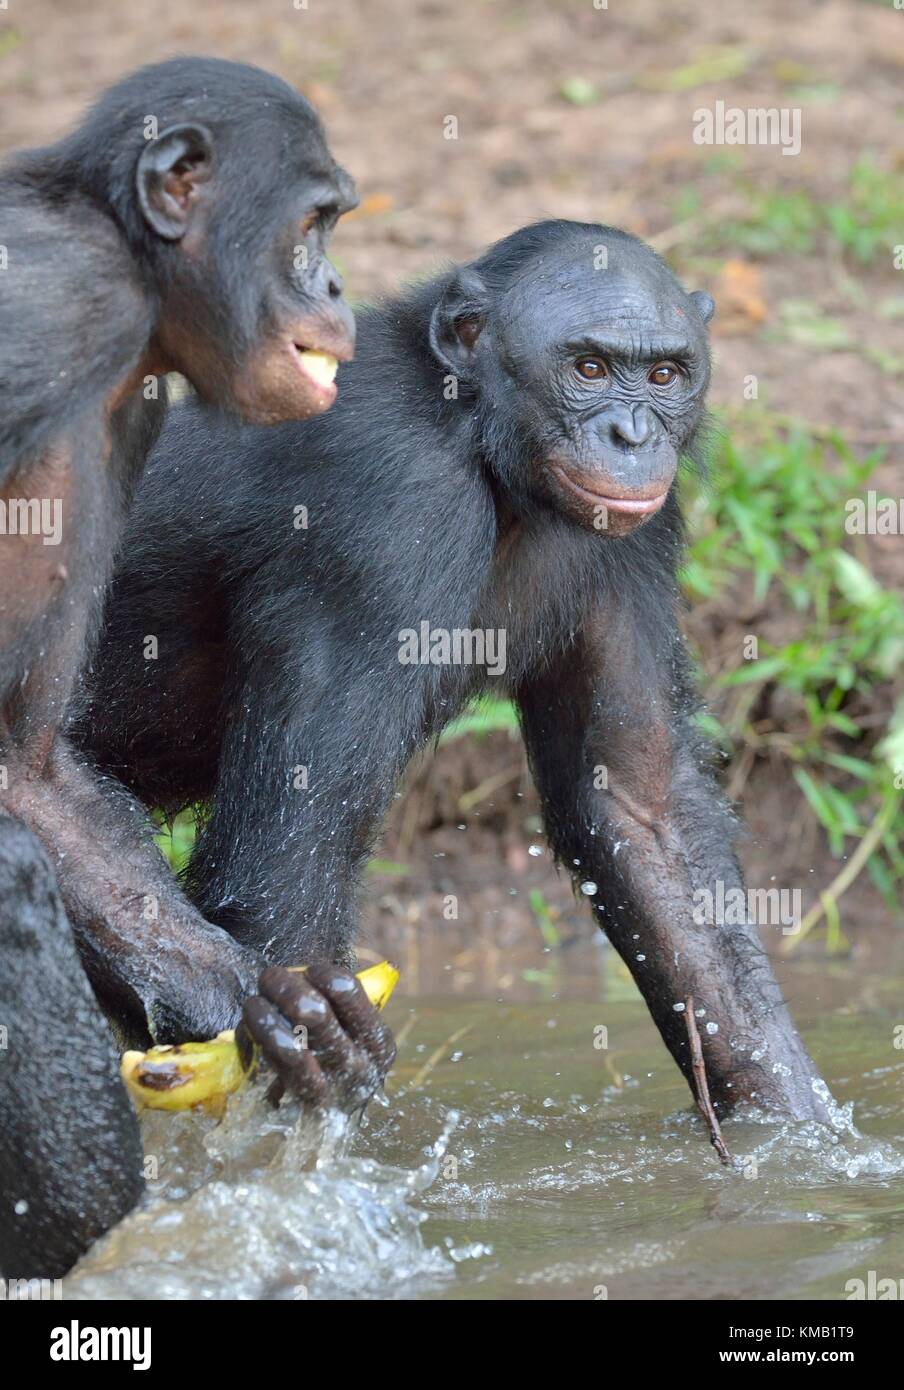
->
[224,158,359,423]
[430,227,714,538]
[501,245,712,536]
[137,114,358,424]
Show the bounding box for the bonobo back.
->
[0,187,150,479]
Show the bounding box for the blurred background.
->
[3,0,902,994]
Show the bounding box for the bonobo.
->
[0,58,390,1281]
[83,219,830,1124]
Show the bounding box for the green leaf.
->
[832,550,882,607]
[559,77,597,105]
[720,655,788,686]
[441,696,520,742]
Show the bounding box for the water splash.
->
[65,1084,462,1301]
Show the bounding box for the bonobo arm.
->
[516,590,830,1122]
[3,738,262,1048]
[182,616,412,966]
[176,657,400,1098]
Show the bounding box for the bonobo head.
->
[429,221,714,537]
[52,57,357,423]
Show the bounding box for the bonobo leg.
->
[517,600,830,1122]
[0,816,144,1279]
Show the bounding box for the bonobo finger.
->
[305,963,397,1075]
[257,965,353,1076]
[239,995,328,1105]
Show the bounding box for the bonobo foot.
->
[238,964,397,1110]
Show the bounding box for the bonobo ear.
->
[136,124,214,241]
[690,290,716,325]
[429,268,489,377]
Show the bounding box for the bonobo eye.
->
[574,356,609,383]
[300,203,340,238]
[649,362,680,387]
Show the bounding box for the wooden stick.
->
[406,1024,472,1091]
[685,996,733,1166]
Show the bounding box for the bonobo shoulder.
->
[0,182,147,330]
[0,185,150,471]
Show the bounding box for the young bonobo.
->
[0,58,391,1280]
[83,220,830,1127]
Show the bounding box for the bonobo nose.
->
[321,295,356,359]
[608,405,652,449]
[326,262,344,299]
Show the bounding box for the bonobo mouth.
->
[288,343,341,402]
[550,463,670,515]
[286,318,356,407]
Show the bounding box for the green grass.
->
[676,155,904,264]
[153,808,197,876]
[440,694,521,741]
[529,888,561,949]
[682,413,904,930]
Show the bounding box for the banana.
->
[120,960,399,1114]
[296,348,338,388]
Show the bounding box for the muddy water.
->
[66,939,904,1301]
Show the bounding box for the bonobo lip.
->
[550,463,670,515]
[288,319,356,365]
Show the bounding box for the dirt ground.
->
[2,0,902,979]
[3,0,903,429]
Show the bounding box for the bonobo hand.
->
[237,964,397,1111]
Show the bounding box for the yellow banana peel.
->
[120,960,399,1114]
